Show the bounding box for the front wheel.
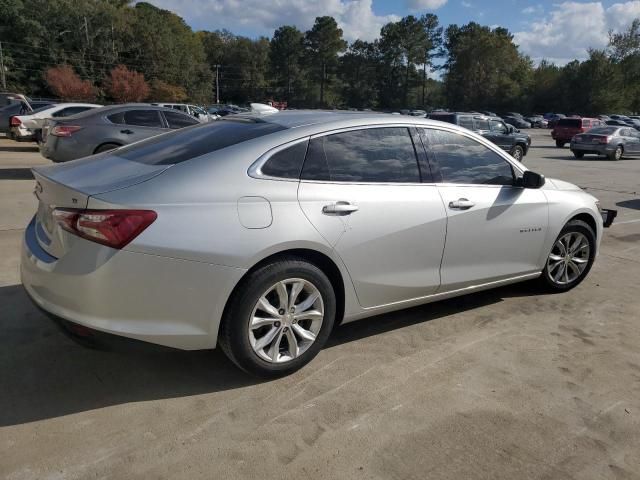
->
[218,258,336,377]
[510,145,524,162]
[540,220,596,292]
[555,140,565,148]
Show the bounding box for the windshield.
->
[114,118,287,165]
[588,127,618,135]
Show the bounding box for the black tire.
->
[572,150,584,159]
[539,219,596,292]
[218,257,337,378]
[555,140,565,148]
[510,145,524,162]
[608,145,622,161]
[94,143,121,154]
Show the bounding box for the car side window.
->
[53,106,92,118]
[123,110,163,128]
[473,118,489,130]
[421,128,515,186]
[261,141,309,179]
[164,111,199,129]
[490,120,507,134]
[458,116,474,130]
[301,127,421,183]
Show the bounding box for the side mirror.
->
[518,170,545,189]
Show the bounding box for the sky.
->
[146,0,640,65]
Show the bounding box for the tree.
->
[105,64,149,102]
[150,79,187,102]
[304,16,347,106]
[419,14,444,107]
[339,40,379,108]
[270,26,304,103]
[44,65,96,100]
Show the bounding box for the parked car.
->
[547,114,566,129]
[505,112,523,118]
[151,103,212,122]
[623,118,640,130]
[428,112,531,161]
[10,103,101,142]
[605,119,632,128]
[0,92,30,107]
[570,126,640,160]
[22,111,614,376]
[503,116,531,129]
[481,110,497,117]
[39,104,200,162]
[551,117,604,147]
[1,100,56,136]
[526,115,548,128]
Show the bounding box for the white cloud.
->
[522,4,544,15]
[461,1,472,7]
[405,0,448,12]
[514,1,640,65]
[146,0,401,41]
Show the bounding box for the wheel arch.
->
[568,212,598,236]
[93,142,122,154]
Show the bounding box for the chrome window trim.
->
[248,137,310,182]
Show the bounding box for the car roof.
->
[60,103,188,121]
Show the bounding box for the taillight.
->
[52,209,157,249]
[598,136,610,144]
[51,125,82,137]
[10,116,21,126]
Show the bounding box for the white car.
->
[10,103,101,142]
[150,103,211,122]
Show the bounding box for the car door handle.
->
[448,198,475,210]
[322,201,359,216]
[120,129,134,134]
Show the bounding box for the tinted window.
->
[164,111,199,129]
[261,141,308,179]
[107,111,125,124]
[123,110,163,127]
[115,118,286,165]
[52,106,93,118]
[458,116,474,130]
[301,128,420,183]
[473,118,490,130]
[490,120,507,133]
[588,127,618,135]
[557,118,581,128]
[429,113,455,124]
[422,129,514,185]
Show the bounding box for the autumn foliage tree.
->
[44,65,96,101]
[149,80,188,102]
[105,65,150,102]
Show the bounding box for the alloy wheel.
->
[248,278,324,363]
[546,232,590,285]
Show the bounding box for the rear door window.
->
[473,118,490,130]
[164,111,199,129]
[123,110,164,128]
[301,127,421,183]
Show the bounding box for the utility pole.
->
[215,65,220,104]
[0,42,6,90]
[84,16,90,45]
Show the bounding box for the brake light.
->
[52,209,157,249]
[51,125,82,137]
[598,136,611,144]
[10,116,21,126]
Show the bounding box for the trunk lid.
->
[31,153,171,258]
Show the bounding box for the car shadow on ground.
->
[0,280,543,427]
[0,168,34,180]
[616,199,640,210]
[0,145,39,153]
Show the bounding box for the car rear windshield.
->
[557,118,582,128]
[114,118,287,165]
[429,113,455,124]
[588,127,618,135]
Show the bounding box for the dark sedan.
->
[40,104,200,162]
[503,115,531,129]
[570,126,640,160]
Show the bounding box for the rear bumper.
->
[569,143,615,155]
[21,217,246,350]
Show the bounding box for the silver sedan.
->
[22,112,613,377]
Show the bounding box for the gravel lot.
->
[1,130,639,480]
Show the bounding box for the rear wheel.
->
[94,143,121,154]
[540,220,596,292]
[218,258,336,377]
[608,145,622,161]
[510,145,524,162]
[572,150,584,159]
[555,140,565,148]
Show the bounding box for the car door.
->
[420,127,549,291]
[117,109,166,142]
[484,119,511,151]
[297,126,447,308]
[623,128,640,154]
